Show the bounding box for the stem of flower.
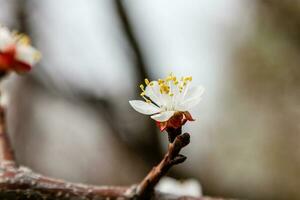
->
[0,73,16,166]
[0,106,15,163]
[166,127,182,143]
[134,130,190,199]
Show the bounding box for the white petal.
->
[184,85,205,101]
[0,27,14,50]
[177,96,202,111]
[145,81,162,106]
[151,111,175,122]
[161,93,173,110]
[129,100,161,115]
[15,45,40,66]
[156,177,202,198]
[176,86,204,111]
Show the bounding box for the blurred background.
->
[0,0,299,199]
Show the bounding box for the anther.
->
[158,79,164,84]
[140,84,145,91]
[145,79,150,85]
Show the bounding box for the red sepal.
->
[0,46,16,71]
[156,121,168,132]
[0,46,32,73]
[13,61,32,73]
[155,111,195,132]
[183,111,195,121]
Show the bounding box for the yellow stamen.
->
[166,77,172,82]
[140,84,145,91]
[141,95,151,103]
[145,78,150,85]
[17,34,31,45]
[33,51,42,61]
[139,73,193,100]
[158,79,164,84]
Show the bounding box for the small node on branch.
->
[170,154,187,165]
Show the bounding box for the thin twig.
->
[135,133,190,199]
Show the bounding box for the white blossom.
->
[0,25,41,71]
[129,73,204,130]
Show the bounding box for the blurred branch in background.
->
[16,0,27,32]
[113,0,162,163]
[1,0,152,187]
[14,0,162,166]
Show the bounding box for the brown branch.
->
[0,164,127,199]
[0,163,214,200]
[134,133,190,199]
[0,160,211,200]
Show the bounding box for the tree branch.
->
[0,162,215,200]
[134,133,190,199]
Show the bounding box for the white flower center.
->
[139,73,193,112]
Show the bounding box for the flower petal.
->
[129,100,161,115]
[0,27,14,51]
[177,96,202,111]
[151,111,175,122]
[145,81,162,106]
[15,45,41,67]
[176,85,204,111]
[184,85,205,101]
